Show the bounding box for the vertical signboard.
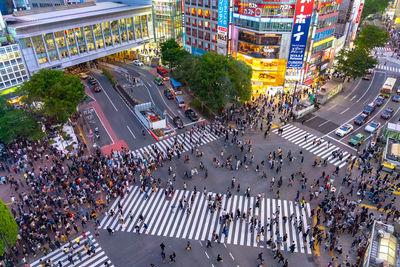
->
[218,0,229,32]
[287,0,315,68]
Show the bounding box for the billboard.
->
[287,0,315,68]
[234,1,295,17]
[218,0,229,32]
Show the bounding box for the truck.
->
[381,77,396,97]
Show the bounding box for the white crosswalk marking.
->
[376,64,400,73]
[101,187,313,254]
[30,232,114,267]
[273,124,356,168]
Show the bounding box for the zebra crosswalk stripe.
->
[30,233,114,267]
[101,187,313,254]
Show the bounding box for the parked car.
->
[164,89,174,100]
[133,60,144,66]
[185,109,199,121]
[335,124,353,137]
[173,116,184,129]
[354,113,368,125]
[349,133,366,146]
[154,76,164,86]
[93,86,102,92]
[381,108,394,119]
[374,95,385,106]
[365,121,381,133]
[363,103,376,115]
[392,94,400,102]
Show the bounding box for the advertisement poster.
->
[287,0,315,68]
[218,0,229,32]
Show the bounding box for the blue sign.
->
[314,28,334,42]
[217,0,229,31]
[287,0,315,68]
[192,46,207,56]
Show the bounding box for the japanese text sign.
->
[287,0,315,68]
[218,0,229,32]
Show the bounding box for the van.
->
[175,95,185,108]
[154,76,164,86]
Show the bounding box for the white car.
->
[365,121,380,133]
[335,124,353,137]
[133,60,144,66]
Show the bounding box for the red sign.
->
[234,1,294,17]
[355,3,364,23]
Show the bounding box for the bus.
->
[381,77,396,97]
[170,78,182,94]
[157,67,169,80]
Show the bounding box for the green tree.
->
[20,69,85,123]
[361,0,389,19]
[335,47,378,78]
[0,198,18,256]
[160,39,188,69]
[354,25,389,50]
[0,97,43,144]
[175,52,252,112]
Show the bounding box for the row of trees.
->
[160,39,252,113]
[335,25,389,78]
[0,69,86,144]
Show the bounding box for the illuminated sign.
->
[355,3,364,23]
[233,13,293,22]
[287,0,315,68]
[218,0,229,32]
[234,1,295,17]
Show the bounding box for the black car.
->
[185,109,199,121]
[374,95,384,106]
[354,113,368,125]
[164,89,174,100]
[363,103,375,115]
[173,116,184,129]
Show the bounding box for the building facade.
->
[153,0,183,44]
[0,43,29,91]
[183,0,230,56]
[232,0,296,94]
[4,2,153,74]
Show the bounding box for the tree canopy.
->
[334,48,377,78]
[20,69,86,123]
[174,52,252,112]
[354,25,389,50]
[0,97,43,144]
[0,198,18,256]
[361,0,389,19]
[160,39,188,70]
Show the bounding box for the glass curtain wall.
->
[84,26,96,51]
[54,31,69,59]
[93,24,104,49]
[44,33,59,61]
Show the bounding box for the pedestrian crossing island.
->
[100,186,313,254]
[272,124,355,169]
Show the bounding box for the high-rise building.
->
[183,0,230,56]
[153,0,183,43]
[232,0,296,94]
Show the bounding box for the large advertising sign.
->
[218,0,229,32]
[355,2,364,23]
[234,1,295,17]
[287,0,315,68]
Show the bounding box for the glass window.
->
[93,23,104,49]
[84,26,95,52]
[66,29,78,56]
[141,15,148,38]
[54,31,68,59]
[74,27,87,54]
[111,20,120,45]
[21,70,26,76]
[14,51,20,58]
[17,58,22,63]
[134,17,142,39]
[102,22,112,47]
[9,73,14,79]
[119,19,128,43]
[126,18,134,40]
[44,33,59,62]
[31,35,48,64]
[18,64,24,70]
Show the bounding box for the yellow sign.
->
[313,36,335,48]
[395,18,400,24]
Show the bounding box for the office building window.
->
[66,29,78,56]
[54,31,68,59]
[93,24,104,49]
[141,15,148,37]
[127,18,135,40]
[74,27,87,54]
[102,22,112,47]
[31,35,48,64]
[119,19,128,42]
[111,20,120,45]
[135,17,142,39]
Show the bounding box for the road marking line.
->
[327,105,336,110]
[356,71,377,102]
[90,107,115,144]
[350,95,357,101]
[318,121,329,127]
[229,252,235,261]
[340,107,350,114]
[93,76,118,112]
[344,77,362,99]
[304,115,317,122]
[326,135,357,151]
[205,251,210,259]
[126,125,136,139]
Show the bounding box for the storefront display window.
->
[141,15,148,38]
[134,17,142,39]
[238,41,280,59]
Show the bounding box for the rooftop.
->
[4,2,151,28]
